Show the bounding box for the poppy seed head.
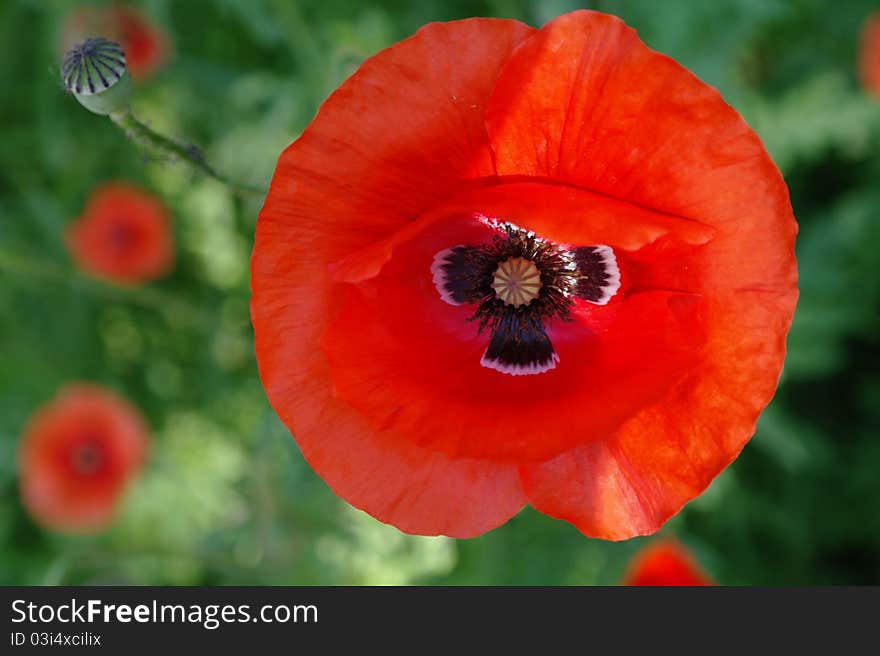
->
[62,37,131,115]
[492,257,543,307]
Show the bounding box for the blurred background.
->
[1,0,879,585]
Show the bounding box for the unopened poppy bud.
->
[61,37,131,116]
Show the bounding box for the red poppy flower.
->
[859,12,880,97]
[251,11,798,539]
[18,384,148,534]
[67,182,174,284]
[623,539,714,586]
[59,5,169,81]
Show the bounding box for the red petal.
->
[252,257,525,537]
[252,19,535,537]
[486,10,795,279]
[522,288,795,540]
[331,181,715,284]
[259,18,535,259]
[500,11,797,539]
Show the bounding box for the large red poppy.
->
[67,182,174,284]
[18,384,148,534]
[623,539,714,586]
[859,12,880,97]
[59,5,169,81]
[251,11,798,539]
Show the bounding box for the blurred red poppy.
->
[859,12,880,97]
[19,384,148,534]
[59,5,169,81]
[623,539,714,586]
[251,11,798,539]
[67,182,174,284]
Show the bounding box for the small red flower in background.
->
[67,182,174,284]
[251,11,798,539]
[19,384,148,534]
[859,12,880,97]
[59,5,169,81]
[623,539,714,586]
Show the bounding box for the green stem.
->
[109,110,267,200]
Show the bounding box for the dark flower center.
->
[432,222,620,376]
[70,441,105,476]
[107,221,137,251]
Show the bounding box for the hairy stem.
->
[109,110,267,200]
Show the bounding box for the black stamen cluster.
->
[470,224,578,334]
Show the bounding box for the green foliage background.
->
[1,0,879,585]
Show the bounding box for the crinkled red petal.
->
[502,12,797,539]
[252,19,535,536]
